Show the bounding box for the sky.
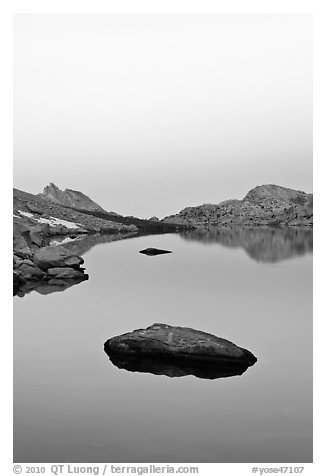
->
[14,13,312,218]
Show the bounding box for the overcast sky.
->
[14,14,312,218]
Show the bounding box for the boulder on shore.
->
[47,267,88,279]
[104,323,257,374]
[33,245,84,270]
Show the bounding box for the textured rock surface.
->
[33,246,84,270]
[163,184,313,228]
[104,324,257,367]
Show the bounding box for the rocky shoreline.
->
[13,223,89,297]
[13,185,189,297]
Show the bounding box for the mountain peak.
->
[243,184,311,204]
[45,182,60,190]
[38,184,105,212]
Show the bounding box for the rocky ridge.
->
[14,188,138,235]
[38,183,106,212]
[163,184,313,228]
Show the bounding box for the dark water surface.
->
[14,229,313,463]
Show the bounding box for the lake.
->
[13,228,313,463]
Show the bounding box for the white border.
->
[2,1,324,475]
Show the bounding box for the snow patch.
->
[17,210,83,230]
[38,216,82,229]
[18,211,34,219]
[49,237,77,246]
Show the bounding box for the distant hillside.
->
[163,184,313,228]
[14,187,188,236]
[38,183,107,213]
[14,188,137,235]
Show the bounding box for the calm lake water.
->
[14,228,313,463]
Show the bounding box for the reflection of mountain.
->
[106,353,253,380]
[55,232,139,256]
[179,228,313,263]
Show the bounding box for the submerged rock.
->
[104,323,257,377]
[139,248,172,256]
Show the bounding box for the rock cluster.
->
[13,222,88,297]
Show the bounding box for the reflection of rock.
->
[180,227,313,263]
[139,248,172,256]
[14,276,88,297]
[104,323,257,380]
[107,353,254,380]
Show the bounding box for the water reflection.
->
[48,231,138,256]
[14,276,88,298]
[179,227,313,263]
[105,352,254,380]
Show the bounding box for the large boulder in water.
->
[33,245,84,270]
[104,324,257,371]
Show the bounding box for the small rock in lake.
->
[139,248,172,256]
